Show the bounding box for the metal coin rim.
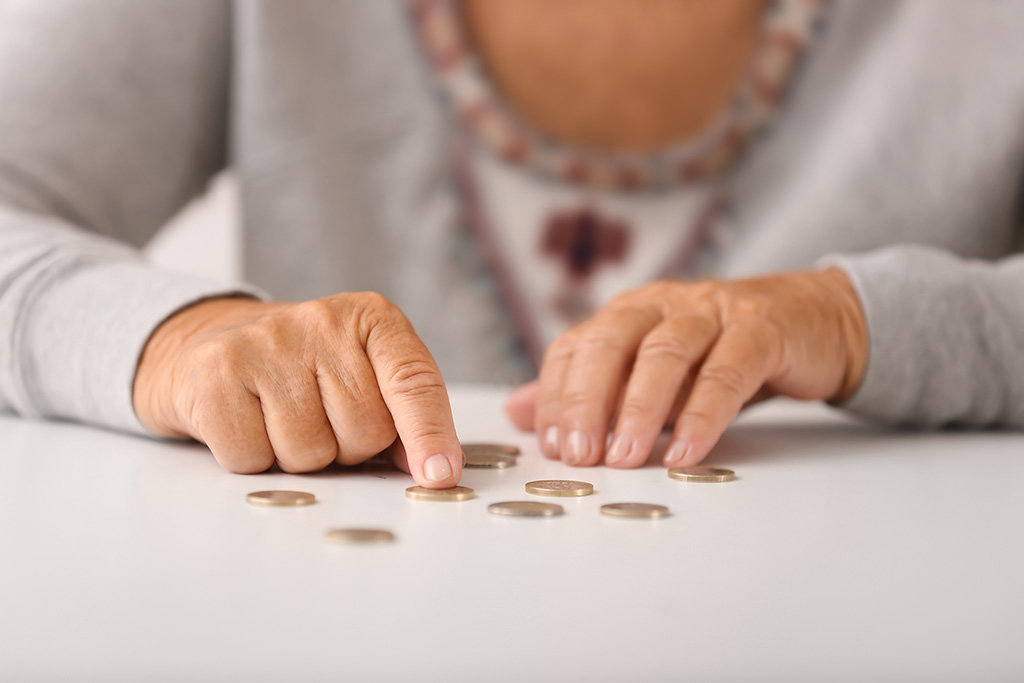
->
[464,453,517,469]
[245,490,317,507]
[487,501,565,517]
[667,466,736,483]
[324,528,396,545]
[524,480,595,497]
[600,502,671,519]
[404,485,475,501]
[461,442,521,456]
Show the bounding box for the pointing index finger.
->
[365,315,462,489]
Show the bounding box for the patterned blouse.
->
[410,0,828,366]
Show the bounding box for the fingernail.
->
[565,430,590,466]
[423,454,453,482]
[663,440,690,467]
[606,433,633,465]
[543,426,559,458]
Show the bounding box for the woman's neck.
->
[460,0,766,153]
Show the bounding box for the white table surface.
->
[2,384,1022,682]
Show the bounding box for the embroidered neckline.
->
[411,0,829,191]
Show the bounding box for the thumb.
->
[505,380,539,432]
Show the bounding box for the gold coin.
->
[667,466,736,483]
[487,501,564,517]
[600,503,670,519]
[464,452,516,469]
[525,480,594,497]
[324,528,395,545]
[405,485,475,501]
[245,490,317,507]
[461,442,521,456]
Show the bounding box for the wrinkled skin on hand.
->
[133,293,463,488]
[505,268,868,468]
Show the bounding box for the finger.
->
[256,369,338,474]
[315,348,398,465]
[387,437,410,474]
[606,312,720,468]
[535,333,576,459]
[742,386,776,410]
[365,311,461,489]
[192,375,276,474]
[665,325,779,467]
[558,307,660,466]
[662,379,695,429]
[504,380,538,432]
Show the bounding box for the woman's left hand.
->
[505,268,869,468]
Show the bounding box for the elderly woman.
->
[1,1,1022,489]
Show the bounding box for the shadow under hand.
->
[704,420,899,467]
[635,412,903,468]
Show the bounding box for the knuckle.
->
[193,334,246,374]
[229,316,289,357]
[558,389,590,413]
[222,456,274,475]
[641,280,677,299]
[184,343,247,402]
[357,291,401,321]
[186,365,222,402]
[607,288,639,309]
[386,358,445,398]
[674,310,720,338]
[575,326,627,354]
[293,298,339,330]
[342,414,398,461]
[354,431,399,461]
[206,438,275,474]
[684,280,720,302]
[535,379,564,413]
[731,297,772,323]
[541,335,575,367]
[614,279,669,305]
[398,423,451,446]
[537,389,562,410]
[189,393,221,425]
[618,394,652,419]
[356,292,410,340]
[278,443,337,473]
[637,334,696,366]
[699,363,748,396]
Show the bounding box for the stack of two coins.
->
[462,442,520,469]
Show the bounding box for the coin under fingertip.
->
[405,485,475,501]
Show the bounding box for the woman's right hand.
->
[132,293,463,488]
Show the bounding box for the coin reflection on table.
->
[245,490,317,507]
[324,528,396,545]
[488,501,564,517]
[600,503,670,519]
